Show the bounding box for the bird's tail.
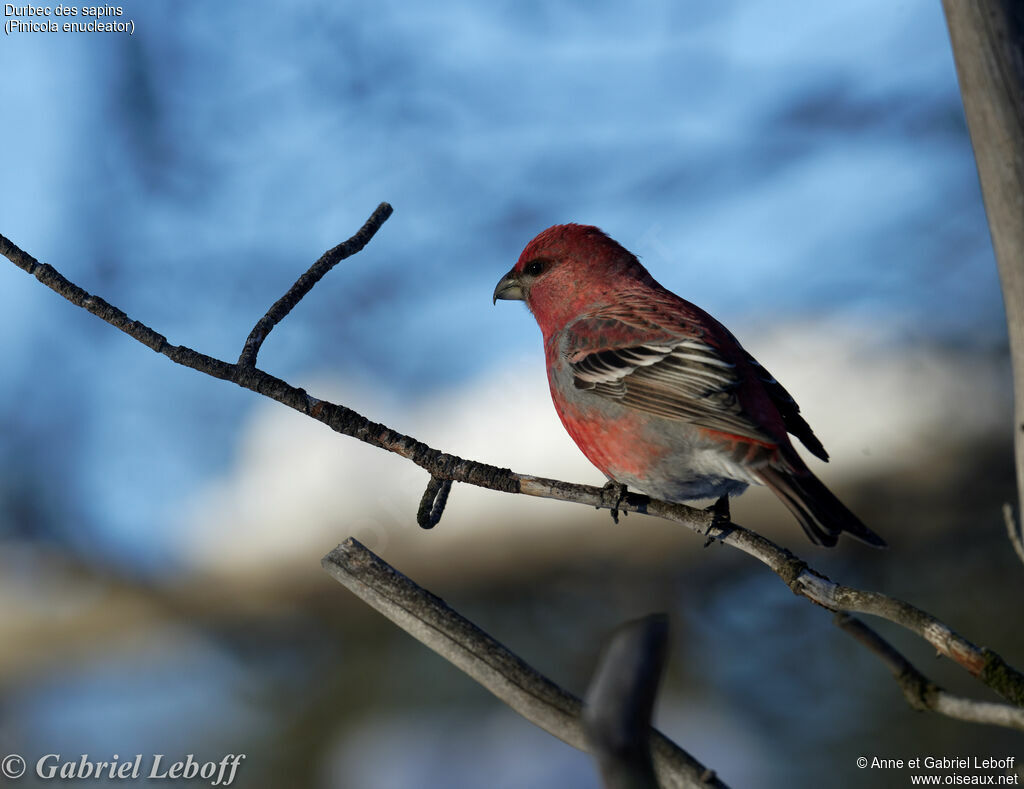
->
[759,466,886,548]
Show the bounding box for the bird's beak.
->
[492,268,524,304]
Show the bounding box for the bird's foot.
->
[599,481,629,524]
[703,495,731,547]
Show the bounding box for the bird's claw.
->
[599,481,629,524]
[703,495,732,547]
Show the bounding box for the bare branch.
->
[583,614,671,789]
[3,217,1023,728]
[321,539,726,789]
[794,569,1024,706]
[237,202,394,368]
[836,614,1024,731]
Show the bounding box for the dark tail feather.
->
[760,467,886,548]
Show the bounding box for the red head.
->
[493,224,656,335]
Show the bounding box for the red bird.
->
[493,224,884,547]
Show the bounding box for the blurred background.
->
[1,1,1021,787]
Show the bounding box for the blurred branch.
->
[583,614,675,789]
[942,1,1024,568]
[836,614,1024,731]
[2,207,1023,737]
[321,540,725,789]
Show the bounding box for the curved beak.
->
[492,267,523,304]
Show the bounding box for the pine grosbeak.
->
[493,224,884,547]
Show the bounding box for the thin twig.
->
[1003,503,1024,569]
[237,202,394,368]
[2,222,1023,727]
[321,539,727,789]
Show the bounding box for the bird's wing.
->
[563,315,778,446]
[743,354,828,461]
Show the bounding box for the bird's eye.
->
[523,258,548,277]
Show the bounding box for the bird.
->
[493,223,884,548]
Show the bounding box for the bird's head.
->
[493,223,653,333]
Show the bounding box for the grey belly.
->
[605,430,762,503]
[615,471,750,503]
